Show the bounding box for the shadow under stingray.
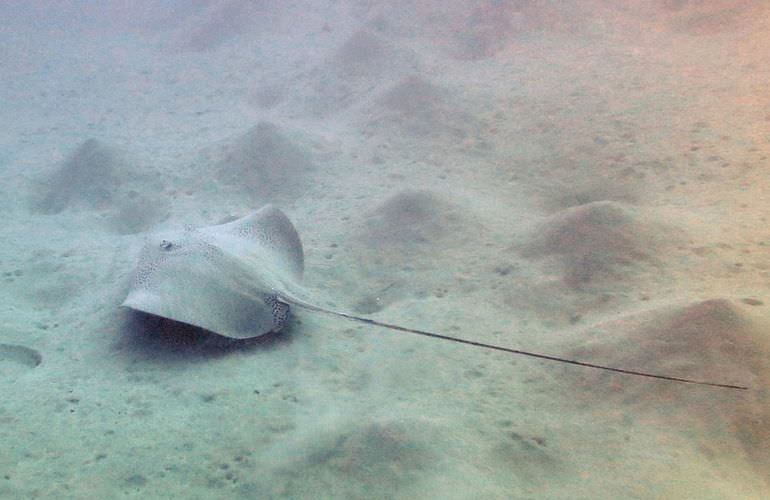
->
[118,308,297,363]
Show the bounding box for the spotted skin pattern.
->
[264,295,290,332]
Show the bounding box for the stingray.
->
[122,205,746,390]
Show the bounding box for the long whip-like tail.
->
[281,296,748,390]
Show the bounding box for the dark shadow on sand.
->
[115,308,297,364]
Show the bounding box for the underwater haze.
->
[1,1,769,498]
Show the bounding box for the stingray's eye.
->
[159,240,176,251]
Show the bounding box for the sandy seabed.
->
[0,1,769,498]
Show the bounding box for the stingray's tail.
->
[280,296,747,390]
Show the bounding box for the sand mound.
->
[107,192,172,235]
[172,0,272,52]
[647,0,766,36]
[566,298,764,394]
[365,75,474,141]
[332,29,392,78]
[0,343,42,379]
[522,201,677,288]
[250,84,285,110]
[561,298,770,482]
[30,139,169,234]
[274,419,436,498]
[345,190,482,312]
[537,172,641,212]
[212,122,316,204]
[357,189,474,250]
[377,76,445,118]
[306,29,415,116]
[32,139,122,215]
[598,0,768,37]
[357,0,589,60]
